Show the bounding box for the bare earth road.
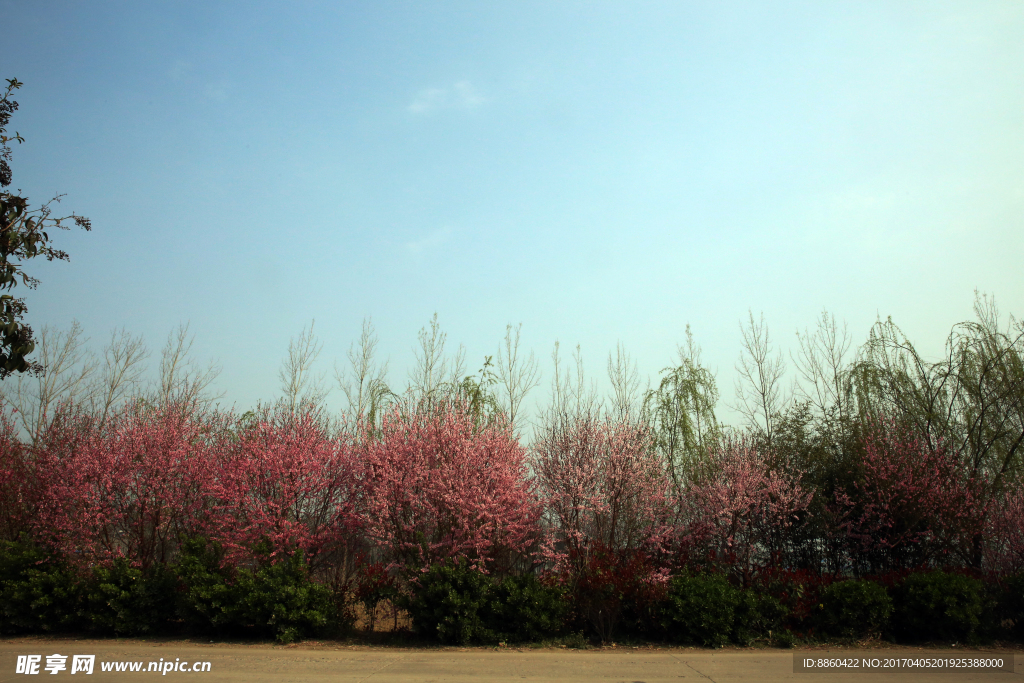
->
[1,639,1020,683]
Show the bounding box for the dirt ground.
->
[1,638,1020,683]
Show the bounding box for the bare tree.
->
[155,322,223,415]
[2,320,98,442]
[335,317,393,426]
[793,309,853,424]
[279,319,329,415]
[541,341,602,435]
[607,341,643,423]
[448,345,467,390]
[406,313,465,412]
[494,322,540,436]
[734,310,787,448]
[88,327,149,428]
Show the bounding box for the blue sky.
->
[2,1,1022,426]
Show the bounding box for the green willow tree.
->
[642,325,722,492]
[0,78,91,378]
[850,293,1024,567]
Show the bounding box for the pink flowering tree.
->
[203,409,362,572]
[680,439,812,583]
[986,487,1024,574]
[0,406,29,541]
[358,400,541,575]
[30,401,223,568]
[532,415,673,578]
[833,419,987,573]
[532,415,673,640]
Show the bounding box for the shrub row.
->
[404,558,567,645]
[4,532,1023,645]
[0,537,347,643]
[404,564,1024,646]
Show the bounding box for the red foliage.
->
[358,402,541,574]
[834,420,987,571]
[0,407,30,540]
[986,487,1024,574]
[564,541,669,641]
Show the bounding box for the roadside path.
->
[2,639,1020,682]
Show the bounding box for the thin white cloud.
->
[407,81,487,114]
[405,226,453,253]
[451,81,486,108]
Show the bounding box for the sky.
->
[1,1,1022,428]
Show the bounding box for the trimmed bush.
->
[0,539,83,634]
[176,537,337,644]
[733,590,788,646]
[230,554,336,644]
[82,559,178,636]
[815,579,892,640]
[662,573,739,647]
[483,573,566,643]
[892,571,984,643]
[175,536,236,634]
[996,573,1024,640]
[405,561,569,645]
[404,558,495,645]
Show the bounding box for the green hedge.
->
[733,589,787,646]
[403,558,495,644]
[483,572,567,643]
[0,539,83,634]
[82,559,178,636]
[176,537,343,644]
[662,573,737,647]
[1002,573,1024,640]
[892,571,985,643]
[815,579,892,640]
[4,538,1023,646]
[0,537,348,644]
[660,573,786,647]
[404,558,566,645]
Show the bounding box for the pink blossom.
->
[984,488,1024,574]
[202,411,362,569]
[358,401,541,574]
[30,401,223,568]
[532,416,673,579]
[833,419,987,571]
[681,439,812,581]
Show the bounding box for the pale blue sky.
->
[2,1,1022,426]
